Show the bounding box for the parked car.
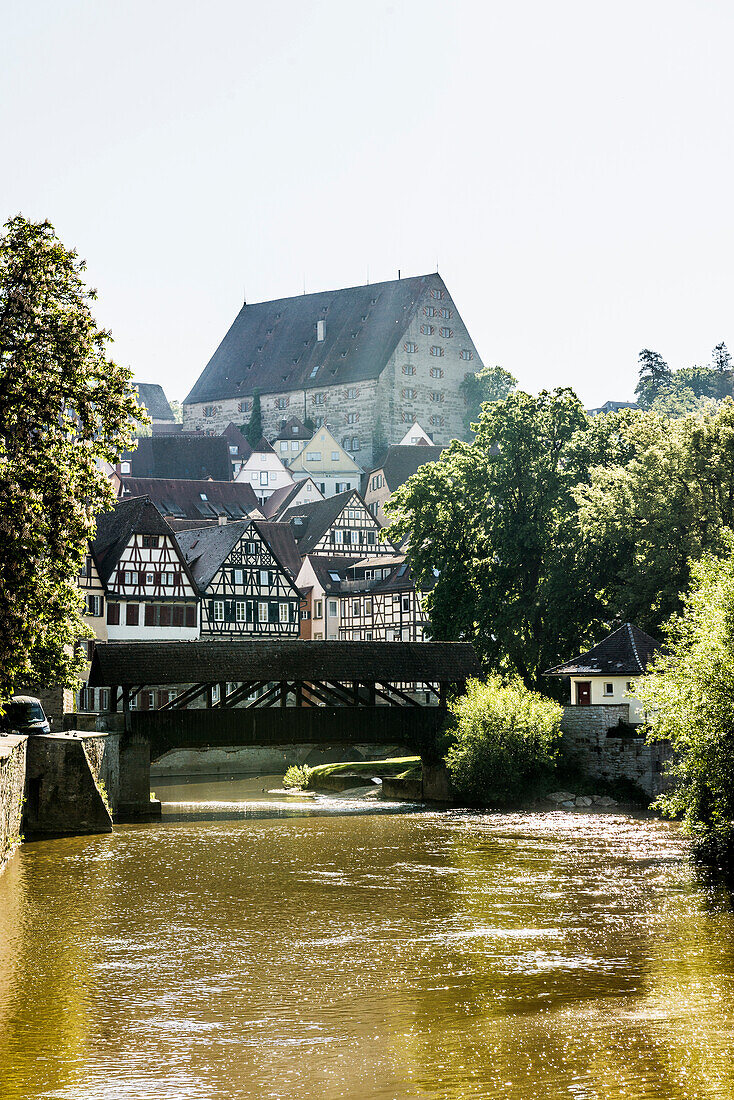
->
[0,696,51,735]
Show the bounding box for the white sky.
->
[3,0,733,406]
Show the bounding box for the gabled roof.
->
[175,518,302,591]
[398,421,434,446]
[92,496,176,584]
[134,383,174,421]
[251,436,276,455]
[273,416,313,441]
[370,444,444,492]
[119,477,260,521]
[261,479,323,520]
[281,490,361,554]
[288,423,362,473]
[221,422,253,460]
[253,521,303,581]
[306,555,363,593]
[587,400,639,416]
[184,273,446,403]
[544,623,660,677]
[122,435,232,481]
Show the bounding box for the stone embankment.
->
[0,735,27,872]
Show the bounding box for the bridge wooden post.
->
[280,681,287,707]
[206,685,214,709]
[219,682,227,709]
[109,686,118,713]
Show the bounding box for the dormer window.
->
[200,493,208,501]
[120,461,131,474]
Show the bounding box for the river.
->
[1,776,733,1100]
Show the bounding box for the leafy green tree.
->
[243,389,262,445]
[575,400,734,636]
[635,349,672,409]
[0,216,142,705]
[445,676,562,806]
[636,539,734,864]
[169,398,183,423]
[459,364,517,436]
[386,388,602,687]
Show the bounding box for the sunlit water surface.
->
[1,775,733,1100]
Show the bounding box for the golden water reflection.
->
[0,797,733,1099]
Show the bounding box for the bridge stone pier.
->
[90,640,481,818]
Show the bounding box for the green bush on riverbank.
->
[282,757,421,790]
[445,676,563,807]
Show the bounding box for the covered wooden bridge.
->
[88,640,482,762]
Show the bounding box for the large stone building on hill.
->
[183,273,484,467]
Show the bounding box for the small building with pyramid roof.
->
[544,623,660,720]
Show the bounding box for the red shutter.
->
[185,605,196,627]
[126,604,139,626]
[144,604,155,626]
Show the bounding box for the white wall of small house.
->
[106,606,199,641]
[235,452,294,499]
[569,674,644,721]
[295,557,341,640]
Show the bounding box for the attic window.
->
[329,571,341,581]
[309,366,319,378]
[200,493,208,501]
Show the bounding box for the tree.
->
[386,388,602,688]
[169,398,184,423]
[635,349,672,409]
[242,389,262,445]
[636,538,734,864]
[445,676,563,806]
[575,400,734,636]
[459,365,517,436]
[0,216,141,705]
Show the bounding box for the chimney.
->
[317,320,326,342]
[280,419,287,431]
[218,514,227,525]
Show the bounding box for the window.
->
[334,529,343,544]
[346,412,358,424]
[350,530,360,545]
[430,415,445,427]
[258,601,268,622]
[280,441,288,452]
[430,366,444,379]
[291,440,300,451]
[420,323,434,335]
[236,601,246,622]
[203,405,217,418]
[440,327,453,338]
[120,461,131,474]
[403,341,417,353]
[246,542,256,555]
[328,600,337,617]
[237,400,251,414]
[124,570,138,585]
[85,595,103,617]
[424,306,436,317]
[312,393,324,405]
[276,397,289,410]
[364,597,372,615]
[106,603,120,625]
[352,600,360,616]
[163,571,175,585]
[200,493,208,501]
[402,595,410,613]
[213,601,225,621]
[430,345,444,357]
[251,472,259,481]
[430,391,445,402]
[259,569,269,586]
[260,471,268,485]
[343,438,352,451]
[126,603,139,626]
[431,288,443,299]
[402,388,417,399]
[306,451,321,461]
[279,603,289,623]
[351,437,360,451]
[314,599,323,618]
[402,364,416,376]
[366,530,376,544]
[460,349,474,361]
[147,692,156,710]
[331,451,340,461]
[314,417,324,428]
[142,535,159,548]
[346,387,357,399]
[440,307,452,319]
[604,683,614,696]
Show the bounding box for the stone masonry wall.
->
[0,735,27,873]
[560,704,673,798]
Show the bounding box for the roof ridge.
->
[626,622,642,672]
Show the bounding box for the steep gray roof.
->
[281,490,357,554]
[92,496,175,584]
[254,521,303,580]
[221,422,253,460]
[122,435,232,481]
[119,477,260,520]
[175,519,302,591]
[134,383,174,421]
[371,444,444,493]
[184,273,446,404]
[544,623,660,677]
[261,479,321,520]
[89,639,482,686]
[273,417,312,441]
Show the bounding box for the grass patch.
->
[305,757,421,788]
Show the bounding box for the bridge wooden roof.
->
[88,640,481,686]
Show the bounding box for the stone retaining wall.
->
[0,735,27,873]
[560,704,673,798]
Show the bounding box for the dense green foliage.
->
[635,344,732,409]
[636,541,734,863]
[282,764,313,790]
[243,389,262,445]
[445,677,562,806]
[459,364,517,436]
[0,216,141,705]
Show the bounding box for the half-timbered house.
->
[92,496,199,640]
[281,490,395,559]
[76,546,108,711]
[175,520,302,638]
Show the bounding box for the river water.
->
[1,776,734,1100]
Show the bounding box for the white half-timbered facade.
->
[282,490,395,559]
[93,497,198,640]
[176,520,302,638]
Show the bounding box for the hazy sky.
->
[3,0,733,405]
